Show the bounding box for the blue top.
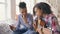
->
[13,13,33,34]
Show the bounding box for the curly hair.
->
[19,2,26,8]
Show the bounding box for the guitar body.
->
[37,28,51,34]
[37,18,51,34]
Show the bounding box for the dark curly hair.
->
[33,2,52,15]
[19,2,26,8]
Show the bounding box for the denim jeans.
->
[13,28,28,34]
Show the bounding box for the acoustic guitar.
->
[36,18,52,34]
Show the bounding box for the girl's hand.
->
[9,25,16,31]
[36,28,42,34]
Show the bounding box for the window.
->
[0,0,6,20]
[16,0,20,15]
[0,0,11,20]
[0,0,5,2]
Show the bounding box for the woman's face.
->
[35,7,42,17]
[20,8,27,16]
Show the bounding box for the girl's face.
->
[35,7,42,17]
[19,8,27,16]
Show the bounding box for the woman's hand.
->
[33,21,37,30]
[36,28,42,34]
[37,28,51,34]
[9,25,16,31]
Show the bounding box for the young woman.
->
[33,2,60,34]
[12,2,34,34]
